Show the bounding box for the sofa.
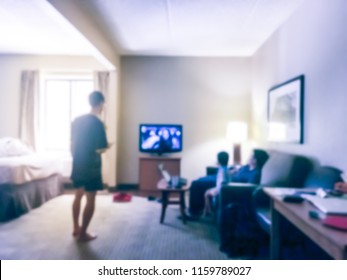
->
[218,149,343,258]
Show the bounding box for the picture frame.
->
[267,75,304,143]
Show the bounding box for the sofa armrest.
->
[216,183,259,228]
[252,186,271,210]
[219,183,258,209]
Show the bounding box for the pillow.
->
[0,137,34,157]
[260,151,313,187]
[303,166,343,189]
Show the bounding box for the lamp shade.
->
[226,121,248,143]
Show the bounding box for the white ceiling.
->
[0,0,97,55]
[0,0,305,57]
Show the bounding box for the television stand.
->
[139,157,181,193]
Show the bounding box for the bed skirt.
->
[0,174,63,222]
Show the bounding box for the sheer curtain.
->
[94,71,110,122]
[94,71,115,187]
[19,70,40,151]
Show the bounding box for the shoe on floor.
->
[113,192,132,202]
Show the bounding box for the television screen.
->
[139,124,183,155]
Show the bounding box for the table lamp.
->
[226,121,248,165]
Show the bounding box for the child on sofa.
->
[203,151,229,216]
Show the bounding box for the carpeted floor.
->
[0,194,229,260]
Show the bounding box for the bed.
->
[0,138,69,222]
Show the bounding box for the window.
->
[41,75,94,152]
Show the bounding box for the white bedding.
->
[0,154,71,185]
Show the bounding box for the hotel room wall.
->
[251,0,347,171]
[119,56,252,185]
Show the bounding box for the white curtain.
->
[19,70,40,151]
[94,71,110,122]
[94,71,115,187]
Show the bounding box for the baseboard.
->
[64,182,74,189]
[113,183,139,192]
[64,182,139,192]
[65,182,118,192]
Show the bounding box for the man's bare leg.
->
[72,188,84,237]
[78,191,97,242]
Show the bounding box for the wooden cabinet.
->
[139,157,181,191]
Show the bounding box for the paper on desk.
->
[301,194,347,215]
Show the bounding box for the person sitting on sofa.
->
[203,151,229,216]
[187,149,269,219]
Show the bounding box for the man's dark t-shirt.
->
[70,114,108,191]
[231,165,261,184]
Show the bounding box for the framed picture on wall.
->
[267,75,305,143]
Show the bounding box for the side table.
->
[157,178,189,224]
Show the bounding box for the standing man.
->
[70,91,109,242]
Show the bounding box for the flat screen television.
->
[139,124,183,155]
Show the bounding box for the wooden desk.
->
[264,187,347,260]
